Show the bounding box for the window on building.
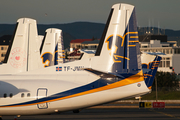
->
[166,61,170,67]
[166,49,169,54]
[159,57,171,68]
[1,53,6,57]
[162,45,168,47]
[170,49,172,54]
[157,49,160,52]
[166,58,170,60]
[162,61,165,67]
[160,49,163,52]
[174,48,180,54]
[76,45,81,49]
[178,49,180,54]
[159,61,162,67]
[91,46,97,48]
[1,47,3,50]
[174,49,177,54]
[162,49,165,54]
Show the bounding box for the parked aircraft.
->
[0,18,64,75]
[0,3,160,119]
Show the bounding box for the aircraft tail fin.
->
[141,53,162,89]
[40,28,65,67]
[92,3,141,75]
[1,18,39,73]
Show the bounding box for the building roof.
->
[143,52,166,55]
[70,39,92,43]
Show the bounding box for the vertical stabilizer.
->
[40,28,64,67]
[92,3,141,75]
[0,18,38,74]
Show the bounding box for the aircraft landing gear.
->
[73,109,80,113]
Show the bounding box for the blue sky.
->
[1,0,180,30]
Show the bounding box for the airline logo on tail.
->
[41,50,65,67]
[9,47,26,68]
[41,52,56,67]
[105,32,138,63]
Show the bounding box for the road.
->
[2,108,180,120]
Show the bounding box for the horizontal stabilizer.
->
[84,68,135,79]
[141,53,162,89]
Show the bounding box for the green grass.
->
[140,91,180,100]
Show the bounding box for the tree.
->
[152,71,179,91]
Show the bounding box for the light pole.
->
[155,76,158,102]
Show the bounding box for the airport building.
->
[0,35,11,62]
[139,34,180,74]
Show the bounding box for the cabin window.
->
[27,93,30,97]
[21,93,24,98]
[9,93,13,98]
[3,93,7,98]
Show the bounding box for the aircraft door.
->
[37,88,48,109]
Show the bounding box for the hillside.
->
[1,22,180,48]
[0,22,105,48]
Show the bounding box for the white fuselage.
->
[0,59,149,115]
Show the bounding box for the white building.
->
[140,39,180,74]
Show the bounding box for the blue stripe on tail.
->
[143,56,162,88]
[111,8,141,75]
